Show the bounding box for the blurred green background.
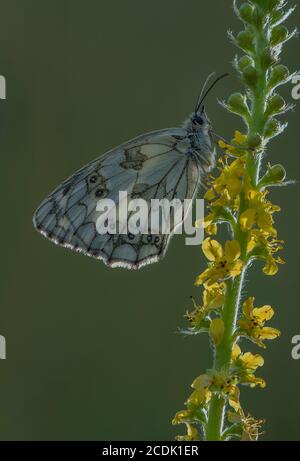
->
[0,0,299,441]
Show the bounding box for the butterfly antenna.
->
[195,72,216,113]
[195,73,229,113]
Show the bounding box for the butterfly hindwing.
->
[33,128,202,269]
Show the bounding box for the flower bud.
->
[264,118,281,139]
[270,25,289,46]
[265,94,285,116]
[227,93,250,118]
[236,30,255,52]
[238,55,253,72]
[242,65,258,88]
[247,133,262,149]
[259,164,286,187]
[239,3,254,23]
[268,164,287,183]
[268,65,289,89]
[260,49,276,69]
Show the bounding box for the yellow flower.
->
[214,158,246,199]
[231,344,266,388]
[246,229,284,275]
[232,344,262,367]
[185,299,208,329]
[204,156,246,208]
[238,297,280,348]
[263,254,285,276]
[172,410,200,441]
[187,374,213,409]
[228,386,241,412]
[240,189,280,237]
[172,410,190,425]
[195,238,244,286]
[203,213,218,235]
[191,375,212,403]
[187,388,211,407]
[186,283,225,329]
[176,423,199,441]
[210,369,241,411]
[192,370,240,411]
[242,374,266,388]
[204,188,217,201]
[234,131,248,146]
[203,282,225,309]
[195,212,218,235]
[227,410,265,441]
[218,131,248,157]
[192,373,213,390]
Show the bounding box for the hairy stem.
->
[205,22,269,439]
[205,269,247,440]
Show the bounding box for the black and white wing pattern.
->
[33,128,205,269]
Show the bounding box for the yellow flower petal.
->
[247,235,257,254]
[202,213,218,235]
[194,267,212,286]
[187,389,207,406]
[232,344,242,360]
[210,318,225,346]
[240,208,256,231]
[186,423,199,441]
[263,258,279,275]
[204,188,216,201]
[230,259,244,276]
[202,238,223,261]
[257,210,277,236]
[203,213,214,227]
[259,326,281,340]
[242,297,255,319]
[172,410,189,425]
[218,140,228,149]
[247,189,260,202]
[192,374,212,390]
[228,386,241,412]
[244,375,266,388]
[234,131,248,146]
[252,305,274,323]
[175,423,199,441]
[224,240,241,262]
[242,352,264,369]
[203,283,225,309]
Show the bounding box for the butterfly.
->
[33,73,227,269]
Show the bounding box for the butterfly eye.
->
[195,116,203,125]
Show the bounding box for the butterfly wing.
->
[33,128,203,269]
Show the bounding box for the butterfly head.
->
[190,108,211,132]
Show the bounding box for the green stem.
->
[205,269,246,441]
[247,22,269,185]
[205,394,226,441]
[205,195,249,441]
[205,10,272,442]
